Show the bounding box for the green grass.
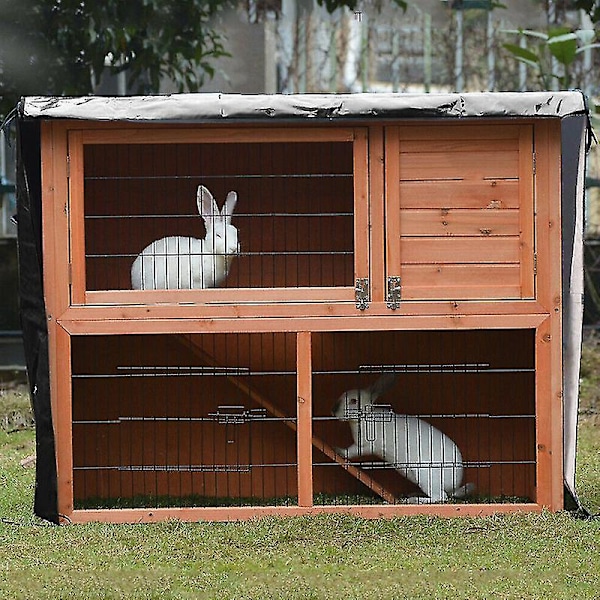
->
[1,356,599,599]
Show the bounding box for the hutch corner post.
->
[25,91,587,523]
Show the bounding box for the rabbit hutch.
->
[15,91,589,524]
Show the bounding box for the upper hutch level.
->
[32,92,582,320]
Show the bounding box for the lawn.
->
[1,340,599,600]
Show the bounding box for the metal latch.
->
[209,406,267,425]
[355,277,370,310]
[386,276,401,310]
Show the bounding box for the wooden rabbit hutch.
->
[15,92,589,523]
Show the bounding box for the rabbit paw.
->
[334,446,349,459]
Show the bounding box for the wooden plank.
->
[385,126,402,290]
[354,128,371,291]
[41,122,71,316]
[398,180,519,209]
[399,209,520,237]
[67,502,544,523]
[58,302,550,330]
[399,151,519,181]
[400,237,520,264]
[402,285,522,301]
[55,324,74,519]
[531,120,563,510]
[400,264,521,299]
[84,286,356,307]
[369,125,387,303]
[400,138,518,155]
[67,130,86,304]
[397,123,524,142]
[58,312,549,336]
[518,124,535,299]
[296,332,313,507]
[81,127,357,145]
[41,122,75,521]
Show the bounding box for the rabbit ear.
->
[197,185,219,220]
[368,373,396,400]
[222,191,238,225]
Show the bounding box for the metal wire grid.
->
[81,141,355,291]
[71,333,299,508]
[70,330,537,509]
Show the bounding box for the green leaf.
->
[502,43,540,64]
[547,33,578,66]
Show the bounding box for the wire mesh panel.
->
[311,329,536,505]
[78,131,360,296]
[71,332,298,509]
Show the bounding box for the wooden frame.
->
[40,116,563,523]
[66,125,370,308]
[385,123,535,302]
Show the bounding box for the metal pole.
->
[455,9,464,92]
[424,12,432,93]
[487,9,495,91]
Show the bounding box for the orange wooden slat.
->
[367,126,386,303]
[83,286,355,306]
[67,130,86,304]
[399,151,519,181]
[399,209,520,237]
[41,123,76,519]
[296,331,313,507]
[397,123,524,141]
[66,502,544,524]
[400,138,518,155]
[385,125,402,285]
[81,127,357,145]
[400,264,521,297]
[42,122,71,316]
[398,180,519,209]
[58,311,548,336]
[399,237,521,264]
[531,120,563,510]
[518,124,535,299]
[353,128,371,285]
[401,285,522,301]
[55,324,74,519]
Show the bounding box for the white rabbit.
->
[131,185,239,290]
[332,373,473,504]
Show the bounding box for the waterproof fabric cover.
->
[15,91,591,521]
[16,119,58,523]
[21,91,587,122]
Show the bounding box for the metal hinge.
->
[355,277,370,310]
[68,263,73,285]
[532,151,536,175]
[66,154,71,178]
[386,276,402,310]
[533,253,537,276]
